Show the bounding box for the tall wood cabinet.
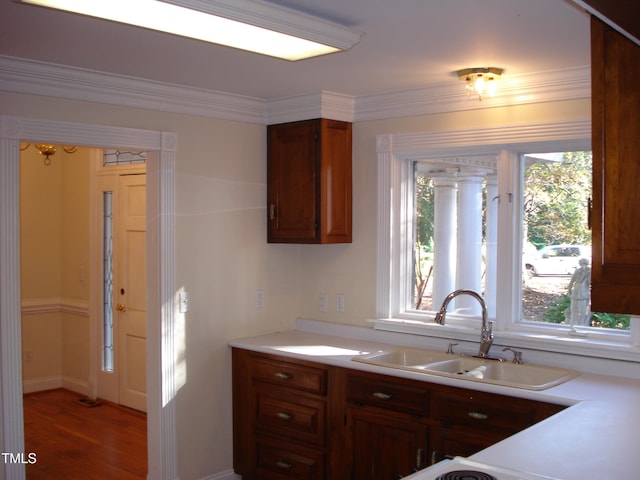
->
[590,16,640,314]
[267,119,352,244]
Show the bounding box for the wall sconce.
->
[20,143,78,166]
[457,67,504,101]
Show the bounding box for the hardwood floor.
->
[23,389,147,480]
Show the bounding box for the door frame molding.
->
[0,115,178,479]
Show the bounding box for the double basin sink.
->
[352,347,578,390]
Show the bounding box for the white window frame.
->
[373,120,640,361]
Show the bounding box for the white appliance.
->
[406,457,560,480]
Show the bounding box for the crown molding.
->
[0,55,590,125]
[0,55,265,124]
[265,91,355,124]
[355,66,591,122]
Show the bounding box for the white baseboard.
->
[198,469,241,480]
[62,376,90,396]
[23,375,89,395]
[22,376,63,394]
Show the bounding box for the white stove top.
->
[407,457,560,480]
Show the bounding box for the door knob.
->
[116,303,126,312]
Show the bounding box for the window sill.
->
[369,317,640,363]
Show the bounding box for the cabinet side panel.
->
[319,119,352,243]
[232,348,254,475]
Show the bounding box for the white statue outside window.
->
[565,257,591,329]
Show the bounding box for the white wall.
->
[298,99,591,325]
[2,91,302,479]
[1,90,591,479]
[20,145,90,393]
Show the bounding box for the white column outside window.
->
[432,176,457,308]
[455,175,484,315]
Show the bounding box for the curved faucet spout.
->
[433,289,494,358]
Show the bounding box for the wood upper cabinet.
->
[590,16,640,314]
[267,119,352,244]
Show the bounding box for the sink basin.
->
[353,349,578,390]
[424,356,579,390]
[352,348,453,370]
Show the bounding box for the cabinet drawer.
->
[252,356,327,395]
[255,388,326,445]
[255,438,325,480]
[346,372,429,416]
[432,388,537,432]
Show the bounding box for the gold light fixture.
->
[15,0,363,61]
[457,67,504,101]
[20,143,78,166]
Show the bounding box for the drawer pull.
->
[276,411,293,420]
[275,460,292,469]
[274,372,291,380]
[468,411,489,420]
[373,392,392,400]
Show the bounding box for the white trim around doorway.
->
[0,115,178,480]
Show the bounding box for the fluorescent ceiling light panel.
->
[16,0,363,61]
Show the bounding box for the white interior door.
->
[116,174,147,412]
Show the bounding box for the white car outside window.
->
[525,245,591,276]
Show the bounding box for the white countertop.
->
[229,325,640,480]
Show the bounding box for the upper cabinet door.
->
[268,120,319,243]
[590,16,640,314]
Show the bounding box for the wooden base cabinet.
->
[232,349,331,480]
[348,408,428,479]
[232,349,566,479]
[345,370,431,479]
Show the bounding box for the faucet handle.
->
[502,347,523,364]
[446,343,458,354]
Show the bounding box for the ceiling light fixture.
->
[457,67,504,101]
[20,143,78,165]
[15,0,363,61]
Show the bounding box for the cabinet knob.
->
[468,411,489,420]
[269,203,276,220]
[274,372,291,380]
[275,460,292,469]
[372,392,392,400]
[276,412,293,420]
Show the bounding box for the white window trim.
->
[374,120,640,362]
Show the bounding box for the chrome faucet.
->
[434,289,494,358]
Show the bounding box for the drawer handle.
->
[468,411,489,420]
[373,392,392,400]
[274,372,291,380]
[276,411,292,420]
[275,460,292,469]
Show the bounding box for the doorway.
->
[93,155,148,411]
[0,115,178,480]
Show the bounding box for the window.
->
[103,191,114,372]
[375,121,638,358]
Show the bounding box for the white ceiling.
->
[0,0,591,101]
